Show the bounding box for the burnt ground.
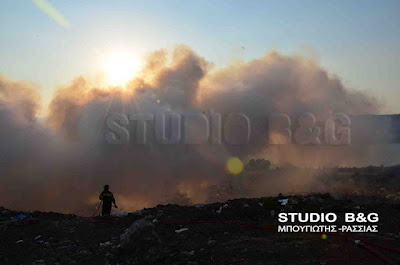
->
[1,193,400,265]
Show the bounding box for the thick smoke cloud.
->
[199,51,379,115]
[0,46,387,214]
[198,51,382,161]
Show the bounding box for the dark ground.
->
[1,192,400,265]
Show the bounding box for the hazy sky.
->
[1,0,400,112]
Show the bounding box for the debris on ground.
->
[174,228,189,233]
[278,198,289,205]
[1,192,400,264]
[99,241,112,247]
[12,214,30,220]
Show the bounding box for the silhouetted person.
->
[99,185,117,216]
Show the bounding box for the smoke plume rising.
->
[0,46,391,215]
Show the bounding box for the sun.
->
[104,50,142,86]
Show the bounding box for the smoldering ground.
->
[0,45,394,215]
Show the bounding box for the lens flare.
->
[226,157,244,175]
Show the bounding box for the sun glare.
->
[104,51,142,86]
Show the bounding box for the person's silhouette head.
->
[104,185,109,191]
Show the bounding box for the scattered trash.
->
[120,219,158,247]
[175,228,189,233]
[145,214,154,220]
[2,191,400,264]
[58,244,76,250]
[12,214,30,220]
[243,204,250,208]
[278,199,289,206]
[112,211,128,217]
[99,241,112,247]
[193,204,205,209]
[207,240,216,245]
[180,250,195,256]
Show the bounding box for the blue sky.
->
[1,0,400,112]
